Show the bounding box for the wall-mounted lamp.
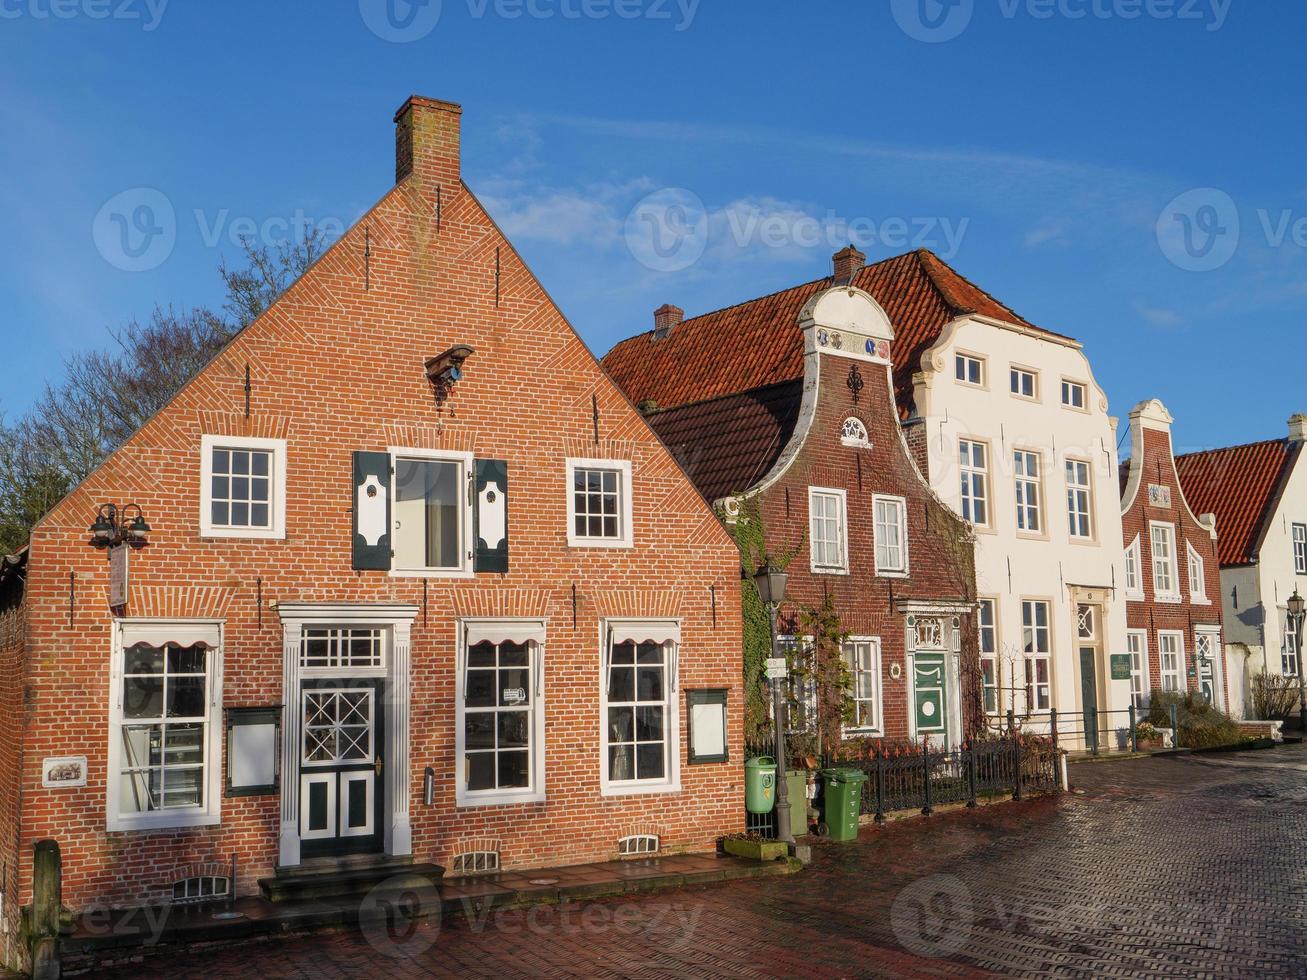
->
[423,766,435,806]
[87,503,151,552]
[425,344,475,403]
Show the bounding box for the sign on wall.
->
[1109,654,1132,681]
[1147,484,1172,508]
[108,544,128,609]
[42,756,87,789]
[687,689,728,764]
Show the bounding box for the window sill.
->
[1190,597,1211,606]
[107,811,221,833]
[200,528,285,541]
[875,569,909,579]
[456,788,546,808]
[566,537,634,550]
[1067,536,1099,547]
[1155,594,1183,604]
[812,566,850,576]
[600,780,682,798]
[1014,530,1050,543]
[1125,591,1145,602]
[390,568,475,580]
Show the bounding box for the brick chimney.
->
[394,95,461,196]
[833,245,866,285]
[653,304,683,341]
[1289,413,1307,442]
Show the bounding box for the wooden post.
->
[31,839,61,980]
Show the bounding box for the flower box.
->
[722,836,789,861]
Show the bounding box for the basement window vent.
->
[618,834,659,857]
[172,875,230,904]
[451,850,500,874]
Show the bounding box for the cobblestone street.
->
[92,747,1307,978]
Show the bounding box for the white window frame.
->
[1150,521,1181,602]
[107,619,223,832]
[1294,523,1307,575]
[1127,629,1149,714]
[842,637,883,735]
[199,435,287,540]
[954,352,985,387]
[455,621,547,807]
[1186,542,1208,604]
[777,635,817,734]
[566,457,634,549]
[1021,599,1052,712]
[1013,449,1043,535]
[808,487,848,574]
[873,494,909,576]
[599,620,681,797]
[959,438,990,529]
[389,447,475,578]
[978,598,1000,716]
[1009,365,1038,400]
[1060,379,1088,411]
[1194,628,1222,704]
[1124,535,1144,600]
[1158,631,1185,692]
[1283,615,1300,678]
[1065,457,1094,540]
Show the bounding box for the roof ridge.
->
[915,248,1035,329]
[1175,436,1290,462]
[643,377,803,417]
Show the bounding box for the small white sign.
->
[108,544,129,609]
[503,688,527,705]
[42,756,87,789]
[766,657,788,680]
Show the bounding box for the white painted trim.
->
[388,447,475,578]
[565,457,635,549]
[1126,628,1150,710]
[1149,521,1182,603]
[106,619,224,833]
[841,636,884,737]
[1158,630,1187,693]
[599,619,682,797]
[808,486,849,575]
[1187,541,1210,604]
[1124,536,1144,600]
[872,493,910,577]
[199,434,287,540]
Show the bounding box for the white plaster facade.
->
[910,314,1131,739]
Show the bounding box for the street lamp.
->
[1288,589,1306,734]
[753,561,794,846]
[87,503,151,551]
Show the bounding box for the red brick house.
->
[603,247,981,748]
[0,95,744,961]
[1119,400,1227,716]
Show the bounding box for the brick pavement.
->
[86,747,1307,978]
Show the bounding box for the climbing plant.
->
[797,591,852,759]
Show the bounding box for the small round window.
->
[840,417,870,448]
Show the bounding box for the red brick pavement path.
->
[86,747,1307,978]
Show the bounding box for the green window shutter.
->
[352,451,392,570]
[473,458,508,573]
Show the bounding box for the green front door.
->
[913,654,947,740]
[1079,649,1099,751]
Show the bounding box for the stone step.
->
[258,860,443,904]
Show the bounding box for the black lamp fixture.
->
[424,344,475,402]
[87,503,151,551]
[1289,589,1305,622]
[752,562,788,607]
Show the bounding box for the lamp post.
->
[1289,589,1307,734]
[753,561,794,846]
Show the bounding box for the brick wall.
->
[0,602,24,967]
[16,98,743,912]
[754,349,980,740]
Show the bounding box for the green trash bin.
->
[786,769,811,832]
[821,768,868,841]
[745,756,777,814]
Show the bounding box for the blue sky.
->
[0,0,1295,455]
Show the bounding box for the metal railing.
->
[986,705,1177,756]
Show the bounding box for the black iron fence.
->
[987,705,1174,756]
[743,732,1061,835]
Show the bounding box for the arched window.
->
[840,417,870,448]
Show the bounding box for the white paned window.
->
[392,451,470,573]
[1124,536,1143,599]
[300,628,384,670]
[110,623,222,831]
[458,636,544,805]
[1065,459,1093,539]
[603,631,679,794]
[1021,600,1051,711]
[1283,618,1300,678]
[1014,450,1042,533]
[959,440,990,528]
[955,353,984,386]
[778,636,816,733]
[1010,367,1037,399]
[1150,522,1179,600]
[200,435,286,539]
[1295,523,1307,575]
[978,599,999,715]
[1127,630,1149,714]
[808,488,848,573]
[567,458,634,548]
[1061,380,1087,409]
[843,638,882,733]
[1187,543,1207,602]
[1159,632,1184,692]
[873,495,908,575]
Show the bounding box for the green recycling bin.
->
[745,756,777,814]
[786,769,810,832]
[821,768,868,841]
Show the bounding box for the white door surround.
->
[277,602,419,868]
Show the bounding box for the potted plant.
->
[721,832,789,862]
[1134,721,1164,751]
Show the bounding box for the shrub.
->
[1148,691,1242,748]
[1251,672,1300,720]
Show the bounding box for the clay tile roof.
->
[602,248,1067,421]
[1175,439,1301,567]
[641,380,804,503]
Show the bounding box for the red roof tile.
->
[602,248,1067,420]
[1175,439,1301,567]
